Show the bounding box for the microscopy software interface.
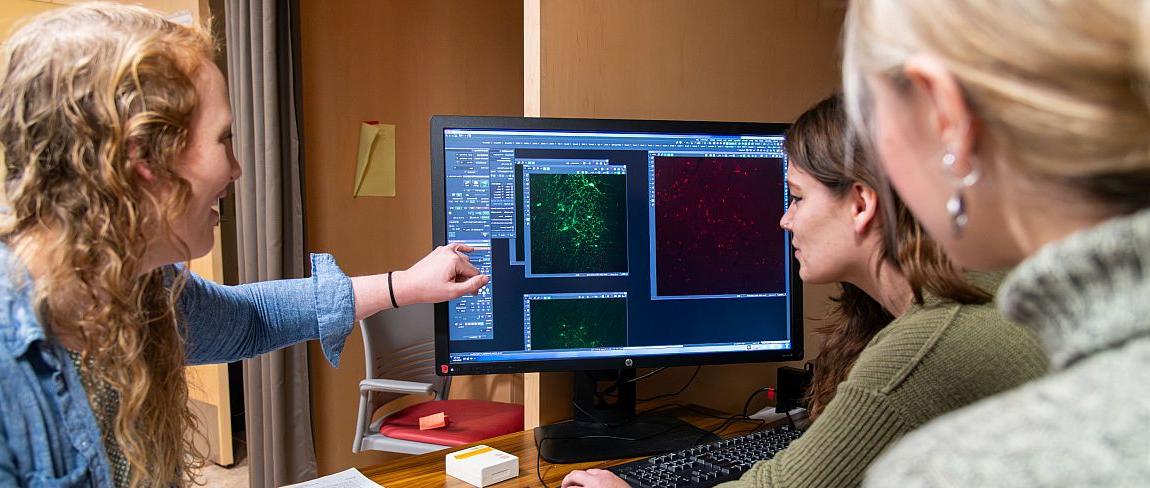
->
[443,127,794,365]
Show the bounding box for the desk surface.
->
[362,405,763,487]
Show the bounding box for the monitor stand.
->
[534,369,719,464]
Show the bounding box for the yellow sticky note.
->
[354,121,396,197]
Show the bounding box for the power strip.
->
[749,406,810,429]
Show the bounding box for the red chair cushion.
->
[379,399,524,446]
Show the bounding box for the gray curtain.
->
[224,0,315,486]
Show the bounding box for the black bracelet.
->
[387,271,400,308]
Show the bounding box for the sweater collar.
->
[998,207,1150,370]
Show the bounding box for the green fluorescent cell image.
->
[529,297,627,350]
[527,172,627,275]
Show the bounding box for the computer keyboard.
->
[606,425,804,488]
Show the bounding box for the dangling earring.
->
[941,151,979,238]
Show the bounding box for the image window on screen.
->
[511,159,611,265]
[524,292,628,350]
[651,155,787,299]
[523,164,628,277]
[439,124,793,368]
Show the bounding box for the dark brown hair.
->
[785,94,991,420]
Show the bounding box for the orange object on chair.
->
[418,412,448,430]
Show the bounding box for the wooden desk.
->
[362,405,763,487]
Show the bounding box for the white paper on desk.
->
[280,468,381,488]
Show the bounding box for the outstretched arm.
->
[181,244,489,367]
[179,253,354,366]
[350,243,488,320]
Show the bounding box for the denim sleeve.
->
[180,254,355,367]
[0,415,14,486]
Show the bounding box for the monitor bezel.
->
[430,115,803,375]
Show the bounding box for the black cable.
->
[598,367,669,399]
[741,386,775,418]
[535,442,552,488]
[750,418,773,433]
[571,399,612,425]
[584,371,616,403]
[626,367,667,384]
[710,417,768,437]
[639,401,731,419]
[637,365,702,402]
[638,402,766,437]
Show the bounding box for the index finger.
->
[448,242,475,254]
[455,261,480,279]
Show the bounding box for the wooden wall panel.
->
[299,0,523,475]
[539,0,845,123]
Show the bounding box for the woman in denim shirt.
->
[0,4,489,487]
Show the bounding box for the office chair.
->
[351,303,523,454]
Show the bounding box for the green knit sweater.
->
[717,273,1048,488]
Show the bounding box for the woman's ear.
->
[851,182,880,235]
[134,161,157,183]
[902,54,976,167]
[128,141,157,184]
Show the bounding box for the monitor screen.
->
[431,116,802,375]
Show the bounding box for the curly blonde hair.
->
[0,4,215,486]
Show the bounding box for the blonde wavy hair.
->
[843,0,1150,214]
[0,4,214,486]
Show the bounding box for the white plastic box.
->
[444,445,519,487]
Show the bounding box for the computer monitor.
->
[430,115,802,462]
